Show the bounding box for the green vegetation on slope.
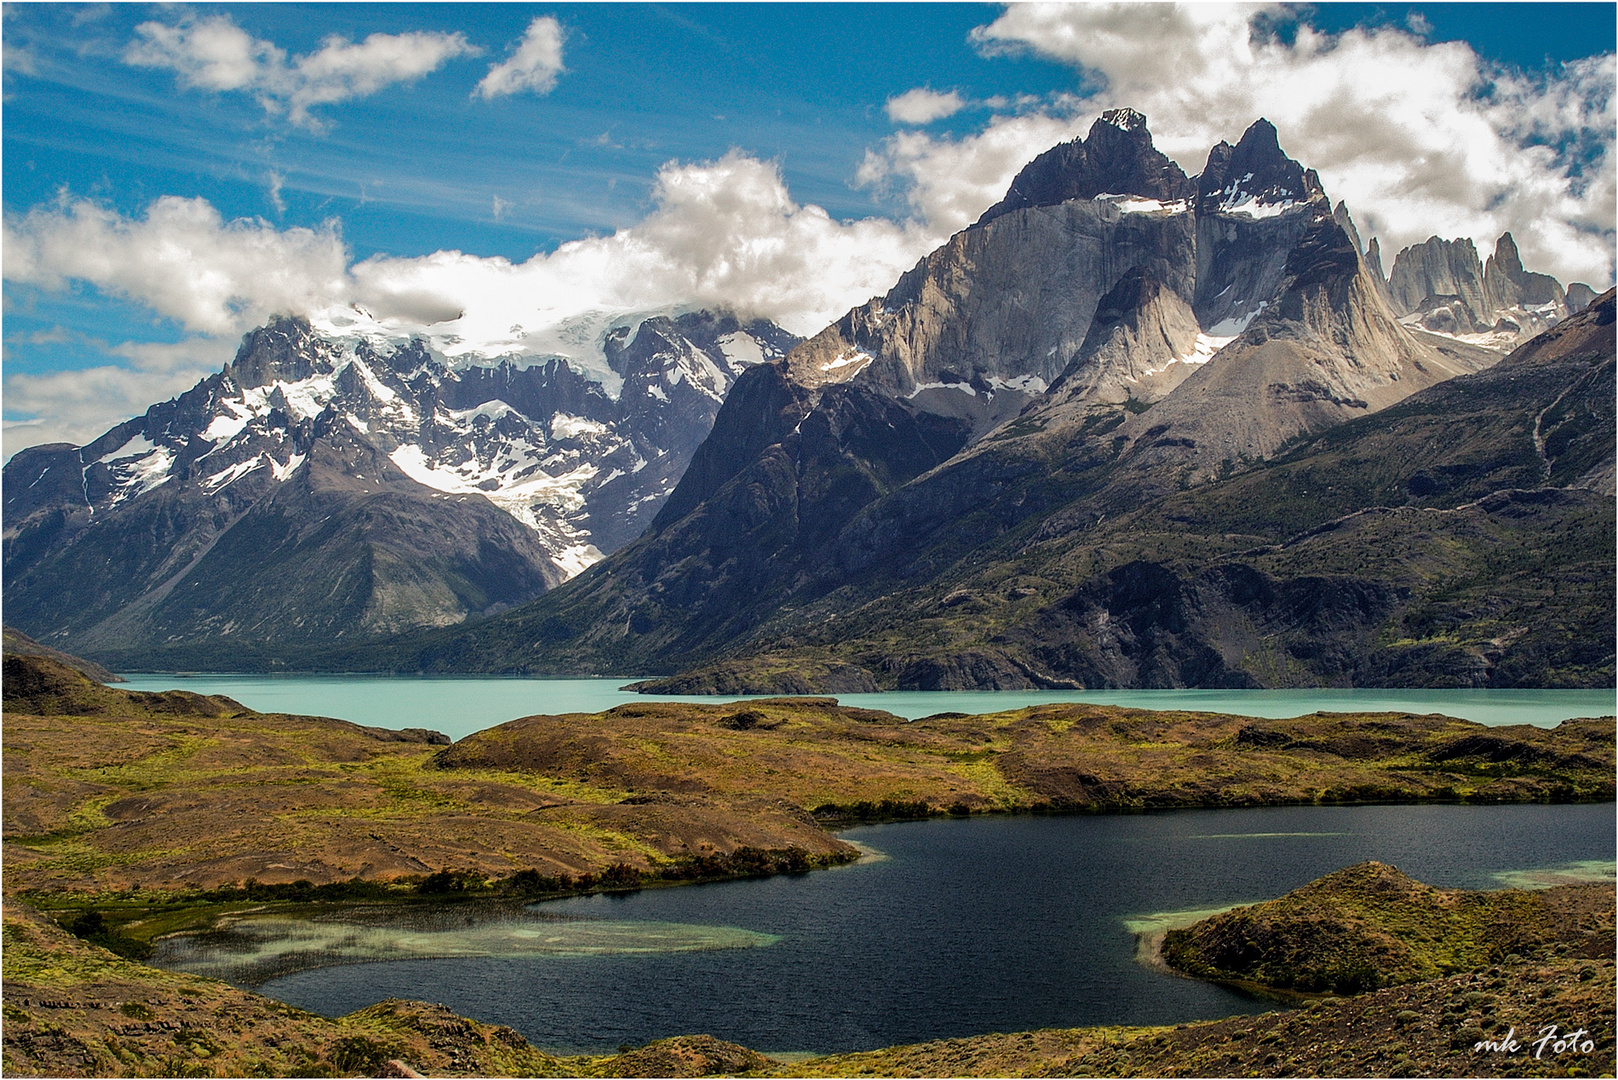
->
[1162,862,1616,993]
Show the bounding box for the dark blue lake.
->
[214,803,1616,1056]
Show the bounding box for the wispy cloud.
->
[125,14,480,128]
[475,16,564,100]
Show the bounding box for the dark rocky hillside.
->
[329,120,1611,689]
[3,311,796,664]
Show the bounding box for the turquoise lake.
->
[117,673,1615,740]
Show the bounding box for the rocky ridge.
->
[1384,231,1585,349]
[2,310,795,659]
[356,114,1610,689]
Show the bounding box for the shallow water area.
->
[218,802,1614,1057]
[114,673,1617,740]
[152,903,777,986]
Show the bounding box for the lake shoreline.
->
[111,668,1618,740]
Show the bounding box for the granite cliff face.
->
[2,311,796,663]
[356,116,1610,689]
[1386,231,1577,348]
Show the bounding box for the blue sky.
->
[4,3,1615,456]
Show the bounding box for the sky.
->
[3,2,1615,458]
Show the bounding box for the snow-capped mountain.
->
[2,310,796,661]
[411,110,1574,686]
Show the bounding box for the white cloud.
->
[346,152,939,351]
[3,195,351,335]
[968,3,1615,288]
[475,16,565,100]
[3,338,235,460]
[886,87,967,125]
[125,14,479,127]
[858,108,1089,235]
[3,153,942,447]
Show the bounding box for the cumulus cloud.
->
[886,87,967,125]
[4,154,942,450]
[968,3,1615,288]
[4,153,940,387]
[345,152,938,356]
[475,16,564,99]
[3,195,351,335]
[858,108,1088,235]
[125,14,479,126]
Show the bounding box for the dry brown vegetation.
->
[1163,862,1615,992]
[4,652,1614,1078]
[6,653,1612,896]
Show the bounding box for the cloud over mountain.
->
[964,3,1614,289]
[3,153,936,423]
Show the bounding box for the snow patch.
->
[204,455,267,491]
[271,453,307,481]
[1217,187,1298,218]
[447,400,518,425]
[1096,193,1189,214]
[97,434,156,465]
[986,373,1049,394]
[1206,307,1263,338]
[717,331,767,366]
[1183,332,1237,365]
[1128,332,1238,382]
[107,447,175,505]
[243,372,338,422]
[908,381,977,398]
[552,543,605,579]
[202,412,249,443]
[821,348,873,376]
[551,413,608,439]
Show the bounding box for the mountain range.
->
[4,110,1612,687]
[3,310,795,655]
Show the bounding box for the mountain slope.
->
[332,119,1609,688]
[667,287,1617,690]
[3,311,796,662]
[372,286,1612,689]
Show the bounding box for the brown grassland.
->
[3,652,1614,1077]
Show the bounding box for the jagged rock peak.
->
[1100,106,1148,132]
[1332,201,1363,255]
[1484,231,1567,310]
[228,315,335,389]
[1567,282,1598,313]
[1197,118,1326,216]
[1386,235,1488,322]
[975,109,1195,225]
